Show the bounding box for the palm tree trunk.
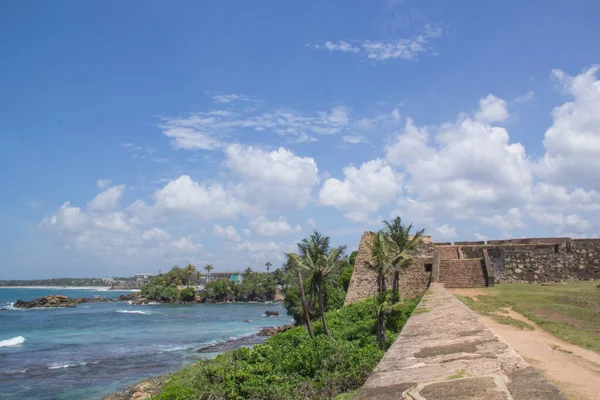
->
[377,273,386,293]
[392,271,399,304]
[376,313,387,350]
[316,284,333,340]
[297,269,315,339]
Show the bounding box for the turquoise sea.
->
[0,288,290,399]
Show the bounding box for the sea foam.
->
[0,336,25,347]
[116,310,149,315]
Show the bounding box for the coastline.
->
[0,286,133,290]
[103,325,293,400]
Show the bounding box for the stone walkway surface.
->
[355,283,566,400]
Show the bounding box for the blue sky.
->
[1,0,600,278]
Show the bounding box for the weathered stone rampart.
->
[345,233,600,304]
[355,284,566,399]
[438,259,486,288]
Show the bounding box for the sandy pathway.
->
[450,289,600,400]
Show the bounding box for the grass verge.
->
[156,296,420,400]
[455,281,599,352]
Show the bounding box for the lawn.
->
[455,281,600,353]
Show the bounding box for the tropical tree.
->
[242,267,254,278]
[265,261,272,272]
[382,217,425,304]
[182,264,198,287]
[286,253,315,339]
[367,232,395,294]
[290,230,346,340]
[203,264,214,283]
[374,292,389,350]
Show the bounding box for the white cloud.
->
[514,90,534,103]
[159,100,353,148]
[154,175,244,220]
[342,134,367,144]
[435,224,457,238]
[475,95,509,124]
[314,25,442,62]
[88,185,125,211]
[211,93,251,104]
[213,225,242,241]
[225,144,319,209]
[478,208,524,230]
[536,66,600,189]
[97,179,111,189]
[385,97,531,218]
[319,159,402,221]
[249,216,301,236]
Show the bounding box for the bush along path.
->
[155,295,420,400]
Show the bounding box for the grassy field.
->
[455,281,600,353]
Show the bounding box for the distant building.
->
[210,272,243,284]
[134,273,154,285]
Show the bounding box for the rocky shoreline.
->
[104,324,294,400]
[11,295,126,309]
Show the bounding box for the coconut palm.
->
[366,231,396,294]
[286,252,315,339]
[382,217,425,303]
[203,264,214,283]
[374,292,389,350]
[294,230,346,340]
[183,264,198,287]
[265,261,272,272]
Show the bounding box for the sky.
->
[1,0,600,278]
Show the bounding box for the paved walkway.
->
[355,283,566,400]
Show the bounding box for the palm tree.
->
[374,292,389,350]
[382,217,425,304]
[294,230,346,340]
[183,264,197,287]
[366,232,395,294]
[243,267,254,278]
[203,264,214,283]
[265,261,272,272]
[286,253,315,339]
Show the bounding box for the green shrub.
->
[161,286,179,301]
[339,266,354,292]
[179,287,196,302]
[156,296,419,400]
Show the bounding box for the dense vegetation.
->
[156,295,420,400]
[140,265,287,303]
[141,265,202,303]
[199,268,285,303]
[0,277,129,287]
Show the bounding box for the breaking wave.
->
[0,336,25,347]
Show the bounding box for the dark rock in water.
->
[14,295,76,309]
[257,324,293,337]
[132,297,150,305]
[118,293,140,301]
[13,295,116,308]
[197,335,269,353]
[0,308,7,311]
[265,310,279,317]
[243,319,251,323]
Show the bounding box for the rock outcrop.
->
[257,324,293,336]
[13,295,116,308]
[265,310,279,317]
[14,295,74,308]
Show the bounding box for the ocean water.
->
[0,288,291,400]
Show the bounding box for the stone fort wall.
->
[345,232,600,304]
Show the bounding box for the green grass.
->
[445,370,466,380]
[455,281,600,353]
[412,307,430,315]
[155,296,420,400]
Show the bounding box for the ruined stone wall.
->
[436,246,459,260]
[438,259,486,288]
[344,231,433,305]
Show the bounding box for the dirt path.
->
[450,288,600,400]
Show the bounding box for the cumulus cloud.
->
[536,66,600,189]
[226,144,319,210]
[319,159,402,221]
[478,208,524,231]
[435,224,457,238]
[213,225,242,241]
[154,175,244,220]
[475,95,509,124]
[249,216,302,236]
[88,185,125,211]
